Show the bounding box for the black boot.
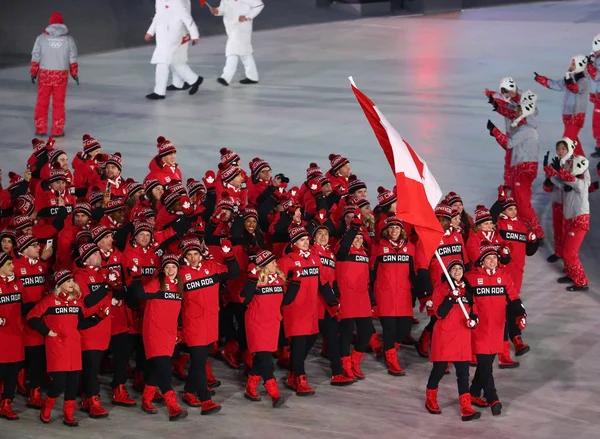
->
[590,148,600,158]
[217,78,229,86]
[167,83,190,91]
[189,77,204,95]
[146,93,165,100]
[557,276,573,284]
[240,78,258,85]
[547,254,561,263]
[490,401,502,416]
[566,284,589,292]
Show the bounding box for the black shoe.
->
[547,254,561,263]
[146,93,165,100]
[590,149,600,158]
[490,401,502,416]
[167,83,190,91]
[566,284,589,292]
[557,276,573,284]
[239,78,258,85]
[189,77,204,95]
[217,78,229,87]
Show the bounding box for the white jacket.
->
[551,162,590,220]
[147,0,199,64]
[216,0,264,56]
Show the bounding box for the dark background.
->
[0,0,560,68]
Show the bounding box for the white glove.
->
[0,317,6,327]
[565,71,572,80]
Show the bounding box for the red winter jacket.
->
[56,223,84,271]
[34,185,74,217]
[100,248,129,336]
[148,157,182,187]
[72,152,102,193]
[246,177,269,207]
[430,281,472,362]
[496,214,532,293]
[429,227,469,288]
[225,245,249,303]
[0,275,25,363]
[335,229,371,319]
[465,267,519,354]
[75,266,112,351]
[465,229,507,266]
[180,257,238,347]
[370,238,416,317]
[312,243,338,319]
[15,257,50,347]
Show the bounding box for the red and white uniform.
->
[0,275,25,364]
[335,243,371,319]
[148,157,182,187]
[244,274,285,353]
[74,266,111,351]
[15,257,50,347]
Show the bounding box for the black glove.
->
[564,75,574,85]
[73,76,79,86]
[563,185,573,192]
[596,161,600,171]
[543,151,550,168]
[534,71,540,80]
[486,119,496,136]
[488,94,494,104]
[275,173,290,184]
[551,157,561,172]
[31,76,36,84]
[492,101,499,112]
[592,181,600,190]
[544,177,554,188]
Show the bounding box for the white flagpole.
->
[434,250,471,320]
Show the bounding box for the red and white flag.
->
[349,77,444,261]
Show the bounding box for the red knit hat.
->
[133,221,153,237]
[451,206,460,218]
[502,197,517,211]
[87,186,104,206]
[82,134,101,154]
[255,250,276,268]
[383,216,404,231]
[348,175,367,194]
[105,153,122,172]
[306,162,322,180]
[249,157,270,179]
[156,136,176,159]
[15,196,35,216]
[219,148,240,167]
[49,12,64,25]
[474,205,492,225]
[10,216,33,231]
[32,138,46,158]
[135,208,156,221]
[143,179,161,197]
[48,163,68,183]
[75,229,92,246]
[7,172,25,192]
[125,179,143,199]
[73,202,92,218]
[181,237,203,255]
[186,178,205,198]
[328,153,349,173]
[162,189,182,211]
[104,198,125,214]
[377,186,396,208]
[219,162,241,183]
[289,226,309,244]
[243,207,258,221]
[47,148,66,165]
[216,191,235,212]
[78,243,99,263]
[434,202,453,220]
[478,245,498,264]
[90,224,112,244]
[445,191,463,206]
[53,269,73,288]
[16,234,37,253]
[161,254,180,271]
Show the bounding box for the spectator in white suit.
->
[168,0,193,91]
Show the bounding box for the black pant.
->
[25,345,46,389]
[219,299,236,341]
[278,322,288,349]
[506,305,521,339]
[146,356,172,394]
[110,333,134,389]
[379,316,413,350]
[319,312,342,376]
[290,334,318,376]
[0,362,20,400]
[470,354,499,402]
[185,344,211,401]
[231,302,248,351]
[132,334,146,375]
[82,350,104,397]
[48,371,80,400]
[339,317,372,357]
[250,351,275,383]
[427,361,470,395]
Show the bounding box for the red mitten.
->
[516,315,527,330]
[351,208,362,227]
[247,263,258,281]
[30,62,40,78]
[105,270,122,289]
[203,170,216,189]
[466,318,478,329]
[69,63,78,78]
[289,186,299,199]
[527,232,537,243]
[309,180,323,198]
[96,306,110,320]
[220,239,233,259]
[180,195,194,216]
[129,265,142,280]
[419,295,433,313]
[497,185,508,202]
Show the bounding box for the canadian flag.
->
[349,77,444,261]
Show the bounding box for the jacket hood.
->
[45,24,68,37]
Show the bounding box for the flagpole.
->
[434,251,471,320]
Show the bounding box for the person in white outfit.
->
[209,0,264,86]
[168,0,193,91]
[145,0,203,99]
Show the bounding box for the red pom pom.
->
[328,154,337,161]
[115,152,122,158]
[187,178,194,184]
[125,178,134,184]
[90,186,100,192]
[83,134,90,141]
[252,157,260,162]
[476,204,486,210]
[220,147,229,155]
[157,136,165,143]
[221,191,230,198]
[8,172,16,179]
[309,162,318,168]
[218,162,227,170]
[377,186,386,194]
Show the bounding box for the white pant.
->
[154,63,198,95]
[220,55,258,84]
[171,71,185,88]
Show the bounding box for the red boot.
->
[512,335,530,356]
[182,391,202,407]
[112,384,137,407]
[40,396,57,423]
[206,360,221,389]
[264,378,285,408]
[284,371,296,391]
[152,391,164,403]
[16,368,27,396]
[498,341,520,369]
[88,395,109,418]
[0,399,19,420]
[416,329,431,358]
[62,400,79,427]
[27,387,43,409]
[470,395,489,408]
[163,390,188,421]
[384,349,405,376]
[276,345,291,369]
[330,374,354,386]
[80,395,89,413]
[172,353,190,380]
[369,333,383,357]
[295,374,315,396]
[200,399,221,415]
[459,393,481,421]
[351,350,366,380]
[209,341,220,358]
[341,356,356,381]
[133,371,145,392]
[425,388,441,414]
[245,375,262,401]
[221,340,240,369]
[141,385,158,414]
